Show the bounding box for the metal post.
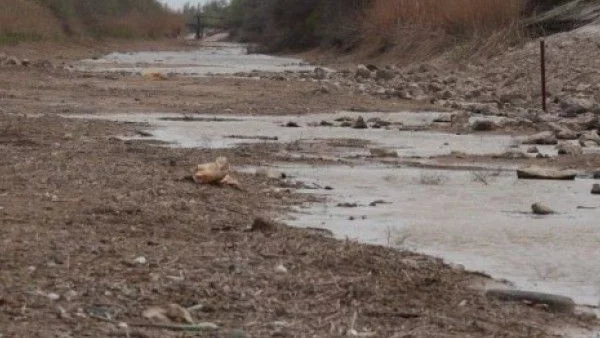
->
[540,40,547,113]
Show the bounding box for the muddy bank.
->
[3,113,596,336]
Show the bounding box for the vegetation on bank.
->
[0,0,183,45]
[202,0,580,61]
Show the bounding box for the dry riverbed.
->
[1,40,600,337]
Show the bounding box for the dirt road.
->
[1,40,598,337]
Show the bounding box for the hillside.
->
[0,0,183,44]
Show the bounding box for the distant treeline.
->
[204,0,577,56]
[1,0,183,44]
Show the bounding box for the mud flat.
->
[70,111,600,309]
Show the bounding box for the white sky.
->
[161,0,209,10]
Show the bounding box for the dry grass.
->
[0,0,64,43]
[362,0,524,60]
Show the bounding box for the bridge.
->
[186,14,227,40]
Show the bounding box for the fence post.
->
[540,40,547,113]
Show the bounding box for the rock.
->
[433,115,453,123]
[369,148,398,158]
[250,217,276,232]
[439,89,455,100]
[375,68,395,81]
[369,200,390,206]
[531,203,555,215]
[594,171,600,179]
[485,289,575,313]
[548,122,578,140]
[592,184,600,195]
[559,97,598,117]
[285,121,300,128]
[468,103,499,116]
[319,120,333,127]
[337,202,358,208]
[556,142,583,156]
[526,146,539,154]
[275,264,288,274]
[133,256,147,265]
[136,130,153,137]
[521,131,558,145]
[517,166,577,180]
[470,119,497,132]
[352,116,368,129]
[313,67,328,80]
[142,304,194,324]
[355,65,372,79]
[47,293,61,301]
[579,130,600,146]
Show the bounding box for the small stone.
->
[337,202,358,208]
[592,184,600,195]
[285,121,300,128]
[133,256,147,265]
[352,117,368,129]
[593,171,600,179]
[532,203,555,215]
[526,146,539,154]
[47,293,61,301]
[556,142,583,156]
[275,264,288,274]
[522,131,558,145]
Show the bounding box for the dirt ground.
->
[1,40,599,337]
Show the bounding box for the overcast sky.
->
[161,0,209,10]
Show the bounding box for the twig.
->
[88,314,219,332]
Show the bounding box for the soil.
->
[1,39,599,337]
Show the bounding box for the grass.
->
[362,0,524,60]
[0,0,184,43]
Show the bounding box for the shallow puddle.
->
[75,42,317,76]
[269,163,600,306]
[70,111,600,306]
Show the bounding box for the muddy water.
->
[75,42,317,76]
[72,111,600,307]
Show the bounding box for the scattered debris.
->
[531,203,555,215]
[227,135,278,141]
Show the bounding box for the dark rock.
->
[337,202,358,208]
[485,289,575,313]
[531,203,555,215]
[352,116,368,129]
[517,166,577,180]
[470,119,497,132]
[285,121,300,128]
[592,184,600,195]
